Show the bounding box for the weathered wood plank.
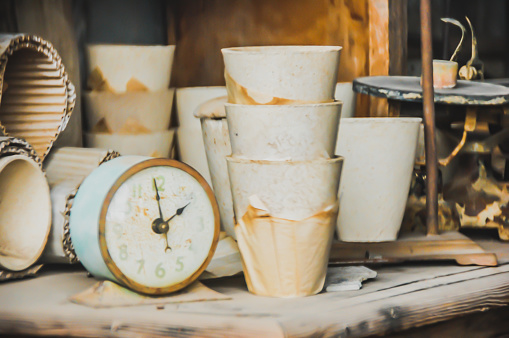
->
[387,305,509,338]
[1,263,509,337]
[279,265,509,337]
[368,0,407,117]
[330,231,498,267]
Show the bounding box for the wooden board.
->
[330,231,498,266]
[1,261,509,337]
[353,76,509,105]
[367,0,407,117]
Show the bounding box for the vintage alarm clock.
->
[69,156,220,295]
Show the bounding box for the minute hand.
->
[164,203,190,223]
[153,178,164,220]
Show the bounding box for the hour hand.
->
[164,203,190,223]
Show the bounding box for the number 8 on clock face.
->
[69,156,220,295]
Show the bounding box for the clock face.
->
[102,164,217,291]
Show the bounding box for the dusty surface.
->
[354,76,509,106]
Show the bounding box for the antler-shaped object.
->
[441,17,466,62]
[459,16,484,80]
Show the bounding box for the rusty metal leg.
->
[388,100,401,117]
[420,0,439,235]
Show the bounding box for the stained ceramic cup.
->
[84,89,175,133]
[227,156,343,222]
[222,46,341,104]
[431,60,458,89]
[86,44,175,93]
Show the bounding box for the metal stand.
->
[420,0,439,235]
[329,1,506,267]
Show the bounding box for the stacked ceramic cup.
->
[222,46,343,297]
[83,44,177,157]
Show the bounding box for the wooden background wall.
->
[0,0,408,149]
[168,0,407,117]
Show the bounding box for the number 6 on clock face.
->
[70,156,220,295]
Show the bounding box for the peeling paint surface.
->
[353,76,509,106]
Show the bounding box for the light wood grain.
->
[1,261,509,337]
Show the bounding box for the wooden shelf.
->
[1,239,509,337]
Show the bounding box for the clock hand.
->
[162,202,190,253]
[164,203,190,223]
[152,179,170,235]
[165,233,171,252]
[153,178,164,220]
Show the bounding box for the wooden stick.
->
[420,0,439,235]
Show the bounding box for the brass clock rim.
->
[98,158,221,296]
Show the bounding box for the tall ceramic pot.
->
[336,117,421,242]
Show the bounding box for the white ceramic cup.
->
[336,117,421,242]
[225,102,342,160]
[432,60,458,89]
[176,127,212,186]
[176,87,228,129]
[227,156,344,221]
[222,46,341,104]
[334,82,356,119]
[175,87,227,185]
[86,44,175,92]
